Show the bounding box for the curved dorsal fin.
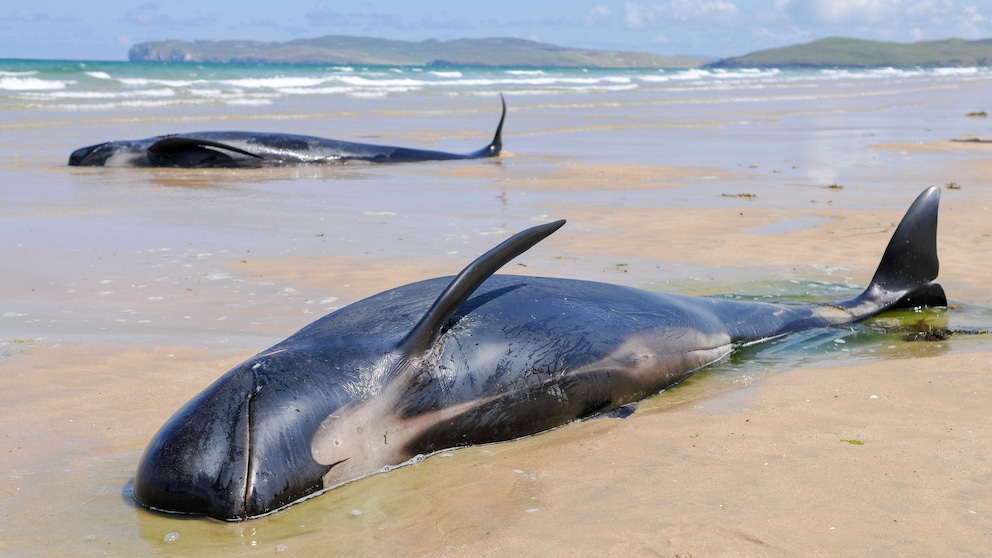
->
[399,219,565,356]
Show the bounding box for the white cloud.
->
[0,9,77,25]
[585,5,613,26]
[123,2,215,29]
[957,4,992,37]
[667,0,739,21]
[785,0,959,25]
[126,3,168,26]
[766,0,992,42]
[624,2,652,29]
[963,5,989,24]
[623,1,739,30]
[805,0,900,23]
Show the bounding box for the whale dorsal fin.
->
[399,219,565,356]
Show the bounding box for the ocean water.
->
[3,59,991,111]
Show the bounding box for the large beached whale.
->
[68,97,504,167]
[134,187,947,520]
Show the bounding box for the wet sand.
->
[2,81,992,556]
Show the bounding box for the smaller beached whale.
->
[68,96,504,167]
[134,187,948,520]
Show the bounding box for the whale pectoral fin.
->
[590,402,639,420]
[398,219,566,357]
[146,137,264,167]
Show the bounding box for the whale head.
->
[68,142,118,166]
[133,349,353,520]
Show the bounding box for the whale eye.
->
[334,439,342,447]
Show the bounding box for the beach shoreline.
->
[2,65,991,556]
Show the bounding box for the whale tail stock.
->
[836,185,947,317]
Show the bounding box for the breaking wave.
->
[2,59,991,111]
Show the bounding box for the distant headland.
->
[128,35,992,69]
[127,36,707,68]
[710,37,992,68]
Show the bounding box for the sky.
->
[3,0,992,61]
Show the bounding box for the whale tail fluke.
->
[837,186,946,317]
[469,94,505,158]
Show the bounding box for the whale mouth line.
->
[241,369,264,519]
[241,398,254,519]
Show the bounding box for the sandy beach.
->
[2,68,992,556]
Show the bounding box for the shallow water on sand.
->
[2,68,992,556]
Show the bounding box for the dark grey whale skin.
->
[68,97,504,167]
[133,187,946,520]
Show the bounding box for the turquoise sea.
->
[4,59,992,111]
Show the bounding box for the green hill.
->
[128,35,707,68]
[709,37,992,68]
